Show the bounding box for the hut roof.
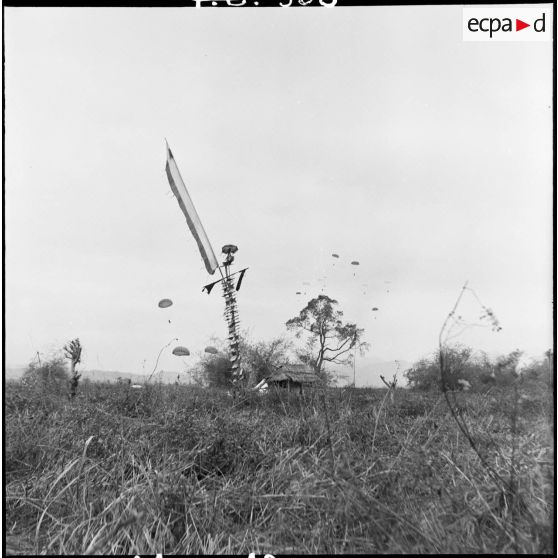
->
[268,364,319,384]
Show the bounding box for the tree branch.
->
[323,337,352,354]
[324,345,355,361]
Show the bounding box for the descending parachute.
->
[296,291,302,295]
[158,298,173,309]
[351,261,359,266]
[372,307,379,311]
[172,346,190,357]
[222,244,238,255]
[331,253,339,258]
[204,346,218,354]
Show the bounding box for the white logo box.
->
[463,6,553,41]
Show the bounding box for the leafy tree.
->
[406,346,479,391]
[286,295,368,383]
[405,346,538,392]
[193,335,293,388]
[405,355,442,391]
[196,354,233,388]
[64,338,82,398]
[241,336,293,385]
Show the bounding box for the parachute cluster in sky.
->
[155,298,224,363]
[292,250,394,323]
[156,298,191,359]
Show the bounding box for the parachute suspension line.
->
[220,245,244,387]
[146,337,179,383]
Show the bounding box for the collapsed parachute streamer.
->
[222,277,242,379]
[165,141,219,275]
[220,244,245,384]
[163,141,246,389]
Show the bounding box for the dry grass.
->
[4,380,554,554]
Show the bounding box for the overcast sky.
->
[4,6,553,385]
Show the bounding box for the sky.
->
[4,5,554,386]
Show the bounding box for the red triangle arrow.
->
[516,19,530,31]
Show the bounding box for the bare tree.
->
[64,338,82,399]
[380,373,398,403]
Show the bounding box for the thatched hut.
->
[266,364,319,394]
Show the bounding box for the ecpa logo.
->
[463,8,552,42]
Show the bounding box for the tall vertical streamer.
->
[165,141,219,275]
[222,268,243,382]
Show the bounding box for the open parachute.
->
[172,346,190,357]
[204,346,218,354]
[158,298,173,309]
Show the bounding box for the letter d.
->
[534,13,545,32]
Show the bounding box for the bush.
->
[405,347,553,393]
[22,356,69,397]
[193,355,233,388]
[404,356,441,391]
[405,346,475,391]
[193,336,295,388]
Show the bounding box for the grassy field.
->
[4,379,554,554]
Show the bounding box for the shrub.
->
[193,355,233,388]
[405,346,475,391]
[405,347,552,393]
[22,356,69,397]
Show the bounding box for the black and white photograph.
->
[4,2,554,554]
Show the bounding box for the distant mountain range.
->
[5,366,27,381]
[5,366,142,383]
[5,366,194,384]
[319,356,413,387]
[5,357,412,387]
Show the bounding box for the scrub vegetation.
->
[5,351,554,555]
